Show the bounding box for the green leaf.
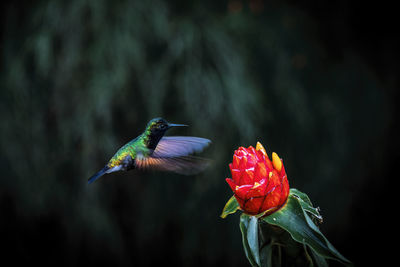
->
[262,191,351,266]
[260,242,273,267]
[221,195,240,218]
[247,216,261,266]
[290,188,323,222]
[310,248,329,267]
[240,214,260,267]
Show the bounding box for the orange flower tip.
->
[272,152,282,172]
[269,171,273,178]
[256,142,267,155]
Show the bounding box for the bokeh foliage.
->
[0,0,393,266]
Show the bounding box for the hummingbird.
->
[88,117,211,184]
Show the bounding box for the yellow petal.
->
[252,182,261,189]
[256,141,267,155]
[272,152,282,172]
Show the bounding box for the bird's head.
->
[146,117,187,136]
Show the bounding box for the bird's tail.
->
[88,166,109,184]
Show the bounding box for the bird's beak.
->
[168,123,188,128]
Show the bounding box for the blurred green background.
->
[1,0,398,266]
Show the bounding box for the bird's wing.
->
[134,136,211,175]
[134,155,210,175]
[152,136,211,158]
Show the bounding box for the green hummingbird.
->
[88,117,211,184]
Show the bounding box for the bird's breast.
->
[108,153,134,170]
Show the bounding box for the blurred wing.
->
[135,155,210,175]
[152,136,211,158]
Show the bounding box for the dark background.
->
[1,0,398,266]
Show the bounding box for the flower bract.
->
[225,142,289,215]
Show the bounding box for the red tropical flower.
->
[225,142,289,215]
